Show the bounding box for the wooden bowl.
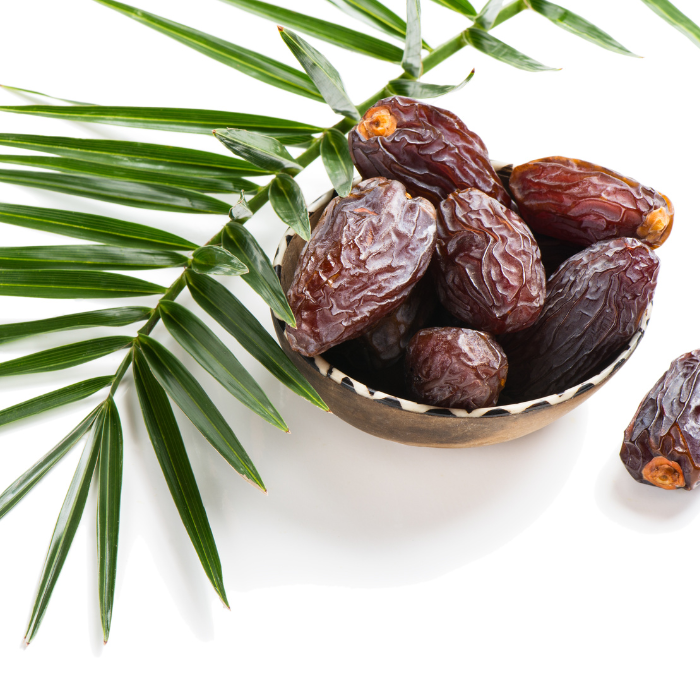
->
[271,182,652,448]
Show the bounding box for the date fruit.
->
[348,96,510,208]
[285,177,437,356]
[405,328,508,410]
[510,157,674,248]
[433,188,546,334]
[499,238,659,402]
[621,350,700,491]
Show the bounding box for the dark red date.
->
[405,327,508,410]
[348,96,510,208]
[433,188,546,334]
[621,350,700,490]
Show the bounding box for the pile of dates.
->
[285,96,672,411]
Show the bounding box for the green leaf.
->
[222,222,295,326]
[0,408,100,521]
[0,270,166,299]
[191,246,248,275]
[159,301,288,432]
[214,129,301,173]
[526,0,637,56]
[25,409,104,643]
[0,133,271,178]
[0,170,231,215]
[137,335,265,491]
[475,0,504,28]
[219,0,404,62]
[279,28,361,121]
[464,27,558,71]
[0,203,197,250]
[0,155,258,194]
[0,106,322,139]
[320,129,355,197]
[428,0,477,17]
[186,270,328,411]
[0,84,92,106]
[0,246,187,271]
[492,0,526,28]
[403,0,423,78]
[388,69,474,97]
[0,307,151,345]
[96,397,122,643]
[229,195,254,222]
[269,174,311,241]
[0,376,112,429]
[94,0,323,102]
[132,348,228,606]
[0,337,132,378]
[639,0,700,49]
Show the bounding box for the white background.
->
[0,0,699,697]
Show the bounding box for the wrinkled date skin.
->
[347,277,436,371]
[499,238,659,403]
[405,328,508,410]
[510,157,674,248]
[285,177,437,356]
[433,188,546,334]
[348,96,510,209]
[621,350,700,491]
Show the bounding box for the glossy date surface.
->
[285,177,437,356]
[433,188,546,334]
[621,350,700,490]
[510,157,674,248]
[499,238,659,402]
[348,96,510,208]
[405,327,508,410]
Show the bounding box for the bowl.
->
[271,180,652,448]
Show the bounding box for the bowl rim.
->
[272,185,652,419]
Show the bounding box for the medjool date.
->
[499,238,659,402]
[285,177,437,357]
[348,96,510,209]
[405,328,508,410]
[510,157,674,248]
[433,188,546,335]
[621,350,700,490]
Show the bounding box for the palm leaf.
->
[0,270,166,299]
[0,170,231,215]
[0,246,187,271]
[0,337,132,378]
[464,27,558,71]
[0,204,197,250]
[0,307,151,344]
[214,129,301,173]
[475,0,504,29]
[96,397,123,643]
[269,174,311,241]
[320,129,355,198]
[428,0,476,17]
[222,222,295,326]
[132,348,228,606]
[492,0,526,27]
[0,84,92,106]
[25,410,105,643]
[94,0,323,101]
[0,377,113,429]
[159,301,288,432]
[0,408,100,521]
[229,196,253,222]
[639,0,700,48]
[388,69,474,98]
[137,335,265,491]
[186,271,328,411]
[191,246,248,275]
[403,0,423,78]
[280,28,361,122]
[219,0,404,62]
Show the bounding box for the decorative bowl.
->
[271,182,652,448]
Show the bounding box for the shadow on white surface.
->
[595,450,700,533]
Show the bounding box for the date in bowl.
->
[271,186,651,449]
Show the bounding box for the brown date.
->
[285,177,437,357]
[621,350,700,491]
[433,188,546,335]
[499,238,659,403]
[510,157,674,248]
[348,96,510,209]
[405,328,508,410]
